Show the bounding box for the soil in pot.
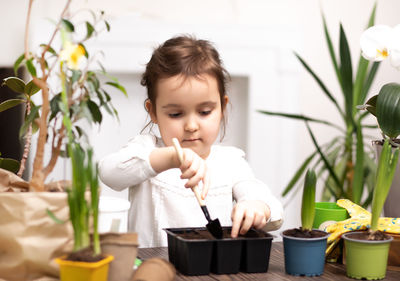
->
[348,230,391,241]
[65,247,105,262]
[283,228,328,238]
[178,228,268,240]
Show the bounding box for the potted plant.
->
[54,143,113,281]
[281,169,330,276]
[342,139,398,279]
[0,1,125,280]
[358,23,400,218]
[258,5,379,208]
[337,22,400,278]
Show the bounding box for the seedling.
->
[301,169,316,232]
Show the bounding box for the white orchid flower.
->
[360,24,400,70]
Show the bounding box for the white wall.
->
[2,0,400,234]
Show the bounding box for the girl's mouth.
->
[183,138,201,142]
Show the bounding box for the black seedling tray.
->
[164,226,273,275]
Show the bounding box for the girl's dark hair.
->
[141,35,230,137]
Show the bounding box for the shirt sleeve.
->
[98,134,157,191]
[230,147,284,229]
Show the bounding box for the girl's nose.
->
[184,115,199,132]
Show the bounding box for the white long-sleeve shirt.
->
[99,134,283,247]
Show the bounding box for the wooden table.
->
[138,242,400,280]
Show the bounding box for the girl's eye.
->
[200,110,211,116]
[168,112,182,118]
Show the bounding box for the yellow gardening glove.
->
[323,199,400,255]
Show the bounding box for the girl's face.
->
[146,74,227,159]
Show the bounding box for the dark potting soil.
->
[349,230,392,241]
[178,228,268,240]
[65,247,105,262]
[283,228,327,238]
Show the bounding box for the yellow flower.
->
[60,42,86,70]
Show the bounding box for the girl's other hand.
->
[179,148,210,199]
[231,200,271,238]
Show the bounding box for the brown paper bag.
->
[0,169,73,281]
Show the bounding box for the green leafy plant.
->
[0,0,126,191]
[258,5,380,207]
[370,139,399,233]
[356,22,400,237]
[301,169,316,231]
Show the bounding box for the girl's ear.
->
[222,95,229,111]
[145,99,157,124]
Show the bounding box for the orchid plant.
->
[359,24,400,145]
[0,0,126,191]
[358,23,400,237]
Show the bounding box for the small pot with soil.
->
[281,228,329,276]
[282,169,329,276]
[342,230,393,280]
[164,226,273,275]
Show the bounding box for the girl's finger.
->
[239,210,254,235]
[184,160,205,188]
[231,205,245,238]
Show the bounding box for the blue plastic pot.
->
[282,229,329,276]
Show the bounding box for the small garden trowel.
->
[172,138,223,239]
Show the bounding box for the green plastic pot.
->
[342,232,393,280]
[313,202,349,229]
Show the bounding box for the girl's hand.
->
[179,148,210,199]
[231,200,271,238]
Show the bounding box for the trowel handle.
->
[172,138,206,206]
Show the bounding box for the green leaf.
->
[26,59,37,77]
[25,80,41,96]
[0,157,20,174]
[40,44,57,56]
[339,24,353,124]
[371,139,399,231]
[0,99,25,113]
[282,151,317,196]
[85,22,95,39]
[13,53,26,76]
[301,169,316,231]
[61,19,74,32]
[19,105,40,139]
[105,81,127,97]
[49,94,62,121]
[257,110,344,132]
[361,62,380,102]
[87,100,102,123]
[352,122,364,204]
[322,13,341,85]
[352,3,377,112]
[80,43,89,59]
[294,53,345,119]
[306,122,340,199]
[2,77,26,93]
[376,83,400,139]
[104,20,110,32]
[46,209,66,224]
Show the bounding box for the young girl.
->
[99,35,283,247]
